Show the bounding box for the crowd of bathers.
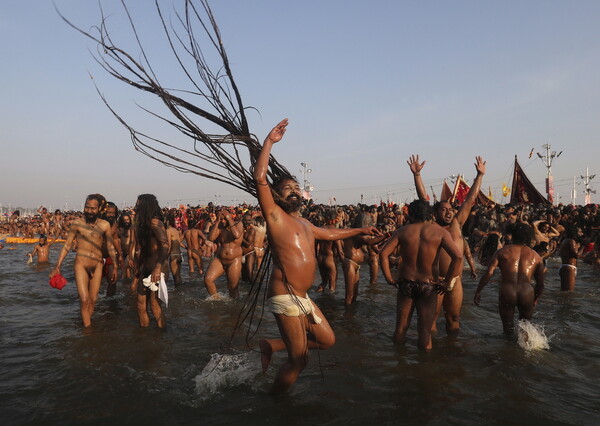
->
[3,200,600,271]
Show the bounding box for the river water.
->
[1,243,599,425]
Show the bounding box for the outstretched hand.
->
[407,155,426,175]
[265,118,289,144]
[362,226,381,236]
[474,156,486,175]
[473,291,481,306]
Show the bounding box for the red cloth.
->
[49,274,67,290]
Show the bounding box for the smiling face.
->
[83,199,100,224]
[276,178,303,213]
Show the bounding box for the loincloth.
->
[559,264,577,276]
[396,279,440,299]
[344,257,360,273]
[268,294,322,324]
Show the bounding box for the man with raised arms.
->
[49,194,118,327]
[474,222,544,336]
[408,154,486,335]
[204,209,244,298]
[254,119,379,393]
[380,200,463,350]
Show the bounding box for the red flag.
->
[510,156,550,205]
[440,180,453,202]
[451,176,470,205]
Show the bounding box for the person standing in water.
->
[28,234,58,264]
[254,119,379,393]
[49,194,118,327]
[474,222,545,336]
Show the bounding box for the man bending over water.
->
[474,222,544,336]
[254,119,379,393]
[50,194,117,327]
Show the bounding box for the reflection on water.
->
[1,243,599,424]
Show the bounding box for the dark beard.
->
[84,213,99,223]
[278,196,302,213]
[104,216,116,225]
[121,222,131,230]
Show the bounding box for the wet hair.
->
[479,233,500,265]
[271,176,302,213]
[564,224,581,241]
[408,199,432,223]
[39,234,47,240]
[135,194,164,256]
[14,210,20,216]
[104,202,119,216]
[118,212,132,228]
[166,214,177,228]
[353,212,372,228]
[433,200,451,214]
[510,222,533,245]
[253,216,265,227]
[85,193,107,212]
[272,175,298,192]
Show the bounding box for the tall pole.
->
[300,162,313,199]
[571,176,577,205]
[581,167,596,205]
[536,143,562,204]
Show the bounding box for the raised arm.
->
[253,119,288,220]
[455,156,486,225]
[407,155,428,201]
[207,214,222,242]
[223,210,243,240]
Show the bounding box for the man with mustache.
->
[50,194,118,327]
[204,208,244,299]
[254,119,379,393]
[118,212,134,282]
[408,154,486,335]
[101,202,123,296]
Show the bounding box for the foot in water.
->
[259,339,273,373]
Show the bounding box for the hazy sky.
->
[2,0,599,212]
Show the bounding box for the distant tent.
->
[440,180,453,202]
[449,176,494,206]
[509,156,550,205]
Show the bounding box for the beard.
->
[104,216,116,225]
[277,193,302,213]
[84,212,100,223]
[122,222,131,230]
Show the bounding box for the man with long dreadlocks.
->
[254,119,380,393]
[50,194,118,327]
[133,194,169,328]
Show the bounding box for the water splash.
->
[517,320,550,351]
[194,352,262,399]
